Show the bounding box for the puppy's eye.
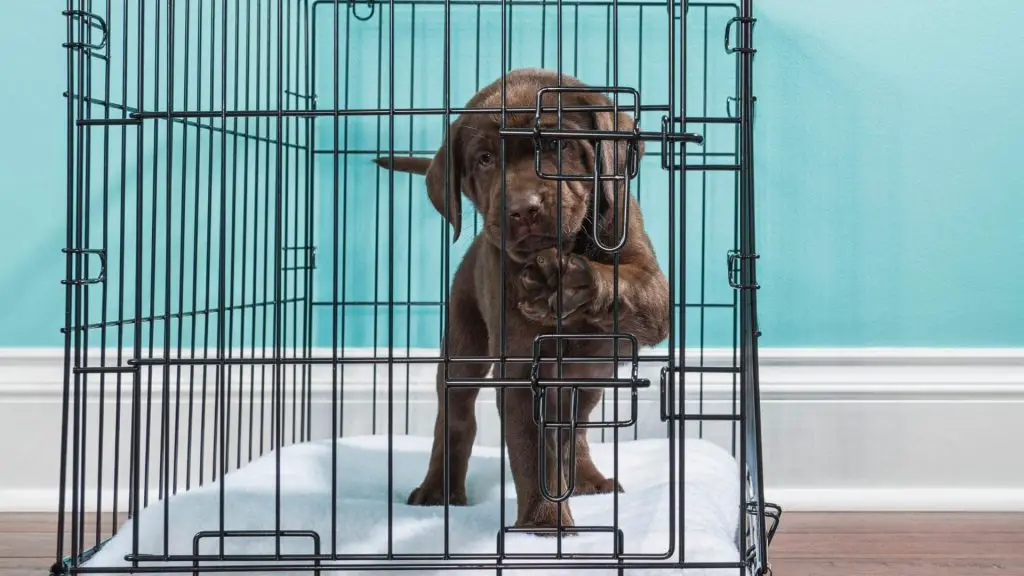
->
[546,139,568,153]
[478,152,494,167]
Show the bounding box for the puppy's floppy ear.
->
[577,91,644,227]
[581,91,645,173]
[424,120,464,242]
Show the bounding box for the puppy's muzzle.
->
[507,191,559,249]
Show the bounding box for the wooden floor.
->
[769,512,1024,576]
[5,512,1024,575]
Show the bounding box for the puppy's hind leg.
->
[407,276,489,506]
[569,388,624,496]
[564,343,625,496]
[503,383,576,533]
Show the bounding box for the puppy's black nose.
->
[509,193,542,226]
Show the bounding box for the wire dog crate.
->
[57,0,778,573]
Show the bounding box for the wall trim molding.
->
[5,489,1024,514]
[3,347,1023,512]
[5,346,1024,397]
[766,488,1024,512]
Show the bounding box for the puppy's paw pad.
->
[534,250,588,281]
[516,250,598,325]
[546,286,591,318]
[518,300,551,323]
[517,265,547,292]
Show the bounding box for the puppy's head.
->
[376,68,643,262]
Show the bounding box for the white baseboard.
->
[766,488,1024,512]
[3,347,1023,513]
[9,490,1023,514]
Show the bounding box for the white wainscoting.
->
[2,347,1023,512]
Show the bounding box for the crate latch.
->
[528,333,649,502]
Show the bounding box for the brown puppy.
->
[374,68,670,532]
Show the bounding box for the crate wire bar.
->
[56,0,776,574]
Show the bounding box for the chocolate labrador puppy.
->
[374,68,669,532]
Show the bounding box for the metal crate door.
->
[58,1,319,573]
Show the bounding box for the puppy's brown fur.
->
[374,68,669,532]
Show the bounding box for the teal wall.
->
[2,1,1022,349]
[754,0,1024,347]
[0,2,69,348]
[306,1,740,350]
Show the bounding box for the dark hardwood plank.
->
[0,557,54,576]
[775,512,1024,535]
[0,512,126,534]
[0,533,112,561]
[769,558,1024,576]
[772,532,1024,560]
[768,512,1024,575]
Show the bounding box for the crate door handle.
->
[590,139,633,253]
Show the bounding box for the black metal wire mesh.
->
[56,0,774,573]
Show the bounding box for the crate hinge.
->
[725,16,757,55]
[62,9,108,53]
[727,249,760,291]
[61,248,106,286]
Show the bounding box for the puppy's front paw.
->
[515,501,576,537]
[574,476,624,496]
[407,483,468,506]
[516,248,600,326]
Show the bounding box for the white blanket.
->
[83,435,742,575]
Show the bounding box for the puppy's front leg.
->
[408,262,490,506]
[563,385,625,496]
[502,385,575,533]
[584,256,670,347]
[408,369,482,506]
